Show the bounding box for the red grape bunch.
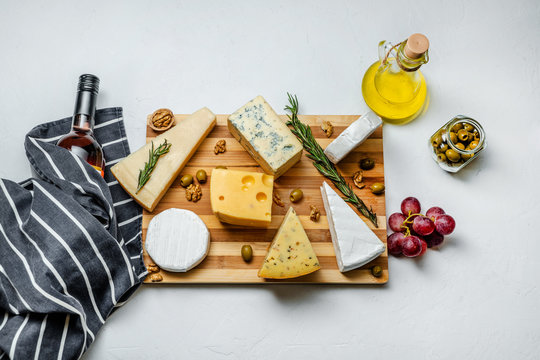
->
[387,197,456,258]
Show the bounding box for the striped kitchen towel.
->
[0,107,147,359]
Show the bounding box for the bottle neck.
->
[72,90,97,132]
[395,42,428,72]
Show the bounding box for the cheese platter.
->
[133,101,388,284]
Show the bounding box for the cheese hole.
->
[262,174,273,187]
[256,192,267,202]
[265,212,270,217]
[219,196,224,201]
[242,175,255,186]
[242,185,249,192]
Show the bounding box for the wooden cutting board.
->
[142,114,387,284]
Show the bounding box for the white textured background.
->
[1,0,539,359]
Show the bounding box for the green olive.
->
[196,169,207,183]
[463,123,475,132]
[437,153,447,162]
[371,265,383,278]
[359,158,375,170]
[370,182,385,195]
[457,129,469,142]
[215,166,227,169]
[445,149,461,163]
[455,142,466,150]
[461,150,473,161]
[180,174,193,188]
[452,123,464,132]
[474,132,481,141]
[449,132,458,144]
[469,140,479,149]
[241,245,253,262]
[438,143,449,153]
[431,134,443,147]
[290,189,303,203]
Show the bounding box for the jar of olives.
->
[429,115,486,173]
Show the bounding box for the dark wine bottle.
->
[57,74,105,177]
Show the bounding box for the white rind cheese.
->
[228,96,302,178]
[323,111,382,164]
[111,107,216,212]
[320,181,385,272]
[145,208,210,272]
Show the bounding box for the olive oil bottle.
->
[362,33,429,125]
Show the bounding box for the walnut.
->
[352,170,365,189]
[309,205,320,222]
[273,191,285,207]
[150,273,163,282]
[150,108,175,131]
[147,263,160,273]
[321,121,334,137]
[186,184,202,202]
[214,139,226,154]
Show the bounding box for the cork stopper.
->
[404,33,429,59]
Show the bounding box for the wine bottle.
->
[57,74,105,177]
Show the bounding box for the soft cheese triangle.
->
[320,181,385,272]
[111,107,216,212]
[228,96,302,178]
[145,209,210,272]
[258,207,320,279]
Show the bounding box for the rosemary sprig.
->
[284,93,378,227]
[136,139,172,194]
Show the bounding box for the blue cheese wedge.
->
[323,111,382,164]
[145,209,210,272]
[228,96,302,178]
[320,182,385,272]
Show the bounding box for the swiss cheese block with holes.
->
[258,207,320,279]
[210,169,274,227]
[145,209,210,272]
[228,96,303,178]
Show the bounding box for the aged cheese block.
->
[210,169,274,227]
[228,95,303,178]
[323,111,382,164]
[145,209,210,272]
[111,107,216,212]
[321,181,385,272]
[258,207,320,279]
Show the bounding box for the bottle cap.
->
[78,74,100,95]
[404,33,429,59]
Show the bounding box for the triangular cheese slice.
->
[321,181,385,272]
[258,207,320,279]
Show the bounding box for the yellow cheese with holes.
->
[258,207,320,279]
[210,169,274,227]
[111,107,216,212]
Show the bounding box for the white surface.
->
[321,182,385,272]
[145,209,210,272]
[1,1,539,359]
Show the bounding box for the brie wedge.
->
[323,111,382,164]
[145,209,210,272]
[320,182,385,272]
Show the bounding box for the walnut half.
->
[214,139,226,154]
[150,273,163,282]
[310,205,320,222]
[147,263,160,273]
[273,191,285,207]
[321,121,334,138]
[186,184,202,202]
[150,108,174,130]
[352,171,365,189]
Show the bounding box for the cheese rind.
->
[323,111,382,164]
[145,209,210,272]
[228,96,303,178]
[111,107,216,212]
[258,207,320,279]
[321,181,385,272]
[210,169,273,227]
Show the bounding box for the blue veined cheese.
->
[228,96,302,178]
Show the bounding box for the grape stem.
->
[400,211,423,237]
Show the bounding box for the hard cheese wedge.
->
[321,181,385,272]
[210,169,274,227]
[111,107,216,212]
[258,207,320,279]
[228,95,303,178]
